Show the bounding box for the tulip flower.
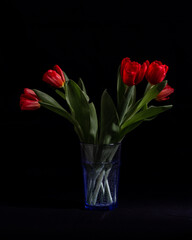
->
[146,60,168,85]
[120,57,149,86]
[20,88,40,110]
[42,65,65,88]
[156,84,174,101]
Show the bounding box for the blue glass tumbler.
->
[80,143,121,210]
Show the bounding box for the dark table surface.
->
[1,192,192,240]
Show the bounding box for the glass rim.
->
[80,142,121,147]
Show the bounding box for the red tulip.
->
[145,60,168,85]
[20,88,40,110]
[42,65,65,88]
[120,58,149,86]
[156,84,174,101]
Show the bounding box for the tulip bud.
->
[20,88,40,110]
[156,84,174,101]
[43,65,65,88]
[145,61,168,85]
[120,58,149,86]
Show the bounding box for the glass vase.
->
[80,143,121,210]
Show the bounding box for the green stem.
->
[92,170,105,205]
[104,168,113,204]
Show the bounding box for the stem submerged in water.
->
[92,170,105,205]
[86,167,115,206]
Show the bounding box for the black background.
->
[1,1,192,238]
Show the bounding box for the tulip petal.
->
[43,70,64,88]
[53,65,65,83]
[22,89,39,101]
[135,61,148,85]
[120,57,130,76]
[156,84,174,101]
[146,61,169,85]
[122,70,136,86]
[120,57,146,86]
[20,88,40,110]
[20,98,40,110]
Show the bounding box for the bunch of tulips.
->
[20,58,174,144]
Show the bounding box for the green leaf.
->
[122,105,173,130]
[33,89,84,141]
[144,116,157,121]
[78,78,87,94]
[136,80,167,112]
[132,84,136,105]
[39,102,83,139]
[99,90,119,144]
[78,77,90,102]
[55,89,66,100]
[39,102,70,122]
[117,65,127,111]
[119,121,143,140]
[63,71,70,82]
[121,99,141,125]
[34,89,63,109]
[119,85,136,125]
[119,104,172,140]
[144,82,152,95]
[121,81,167,125]
[89,102,98,144]
[65,80,93,142]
